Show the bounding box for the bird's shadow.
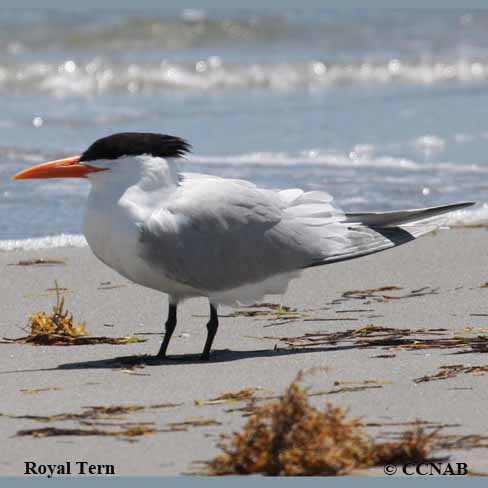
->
[0,344,364,375]
[56,344,360,370]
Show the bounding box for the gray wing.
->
[139,171,473,289]
[138,177,306,291]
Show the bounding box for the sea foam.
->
[2,58,488,96]
[0,234,87,252]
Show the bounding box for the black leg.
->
[201,304,218,361]
[156,302,177,358]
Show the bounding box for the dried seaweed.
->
[342,286,403,300]
[166,418,222,430]
[119,369,150,376]
[10,400,188,440]
[204,373,441,476]
[308,380,390,397]
[97,283,127,290]
[340,285,439,304]
[223,380,390,417]
[10,403,179,441]
[216,302,309,321]
[335,309,375,313]
[79,420,155,428]
[9,258,66,266]
[309,385,383,396]
[267,324,488,355]
[246,303,296,311]
[10,403,181,423]
[334,380,391,386]
[362,420,455,428]
[414,364,488,383]
[1,282,145,346]
[195,387,271,406]
[20,387,62,395]
[225,310,306,319]
[17,425,156,438]
[373,427,441,466]
[435,434,488,451]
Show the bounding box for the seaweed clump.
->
[26,286,87,344]
[206,373,437,476]
[1,282,144,346]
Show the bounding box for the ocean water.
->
[1,6,488,248]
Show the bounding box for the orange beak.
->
[12,156,107,180]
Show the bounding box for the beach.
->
[1,227,487,476]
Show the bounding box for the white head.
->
[12,132,191,185]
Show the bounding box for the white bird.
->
[13,133,474,360]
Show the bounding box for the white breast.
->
[82,155,200,298]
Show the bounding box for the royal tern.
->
[13,133,474,359]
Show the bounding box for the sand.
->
[1,228,488,476]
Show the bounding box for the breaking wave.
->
[188,150,488,174]
[2,58,488,96]
[0,234,87,252]
[443,203,488,228]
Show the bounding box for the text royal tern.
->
[13,133,474,359]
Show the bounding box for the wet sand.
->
[1,228,488,476]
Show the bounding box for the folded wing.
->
[138,173,473,298]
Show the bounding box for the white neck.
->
[83,155,180,275]
[88,154,179,219]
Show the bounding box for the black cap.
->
[80,132,191,162]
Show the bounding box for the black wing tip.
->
[453,201,476,209]
[80,132,192,161]
[430,201,476,214]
